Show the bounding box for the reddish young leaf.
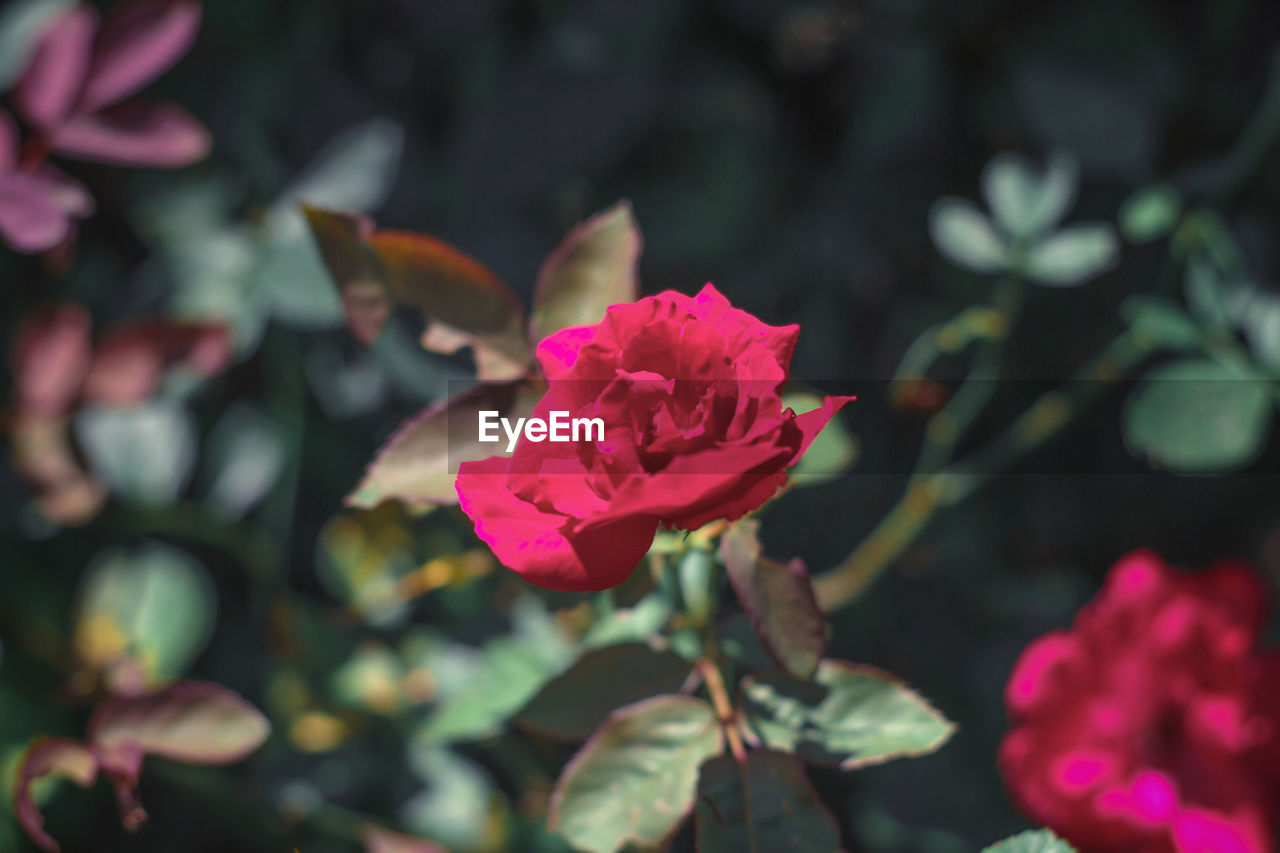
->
[83,318,230,406]
[88,681,271,766]
[13,5,97,131]
[52,101,210,167]
[12,737,100,853]
[81,0,202,113]
[301,205,392,345]
[10,413,107,525]
[12,304,93,416]
[529,200,642,343]
[368,230,529,380]
[720,519,826,680]
[348,381,540,508]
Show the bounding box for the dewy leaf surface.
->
[743,660,954,769]
[548,695,723,853]
[529,200,642,343]
[695,750,842,853]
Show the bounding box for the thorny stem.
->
[696,658,747,764]
[813,328,1154,613]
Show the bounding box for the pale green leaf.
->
[549,696,723,853]
[1124,358,1273,473]
[982,151,1077,241]
[929,199,1010,274]
[1023,224,1119,286]
[983,829,1076,852]
[743,661,954,769]
[696,751,841,853]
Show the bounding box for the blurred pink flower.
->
[0,109,92,252]
[0,0,206,253]
[14,0,208,167]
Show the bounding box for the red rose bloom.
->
[455,283,853,591]
[1000,550,1280,853]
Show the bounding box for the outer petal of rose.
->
[536,324,595,379]
[1003,631,1086,718]
[81,1,202,113]
[603,439,794,529]
[51,101,210,167]
[1173,808,1271,853]
[14,6,98,131]
[456,455,658,591]
[790,394,856,462]
[689,283,800,370]
[0,174,70,253]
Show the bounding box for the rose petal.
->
[456,455,658,591]
[83,318,231,406]
[14,5,98,131]
[51,101,210,167]
[80,1,201,112]
[790,394,856,462]
[0,173,70,252]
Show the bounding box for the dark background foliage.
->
[5,0,1280,851]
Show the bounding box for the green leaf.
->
[783,392,858,485]
[517,644,693,741]
[401,743,496,850]
[929,199,1010,274]
[1240,292,1280,373]
[203,403,283,517]
[421,597,575,743]
[89,681,270,766]
[348,381,540,508]
[370,230,530,380]
[548,696,723,853]
[983,829,1076,852]
[75,401,197,504]
[1023,224,1119,286]
[981,151,1077,241]
[581,592,673,648]
[1184,255,1235,333]
[530,201,642,343]
[75,543,215,686]
[696,751,841,853]
[1119,184,1181,244]
[1124,358,1273,473]
[743,661,954,769]
[0,0,72,91]
[720,520,825,680]
[1120,295,1202,351]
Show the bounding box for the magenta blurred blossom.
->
[0,1,206,253]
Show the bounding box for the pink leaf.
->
[51,101,210,167]
[14,6,98,131]
[12,304,92,416]
[12,737,100,853]
[89,681,271,766]
[83,318,230,406]
[81,1,202,113]
[0,173,70,253]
